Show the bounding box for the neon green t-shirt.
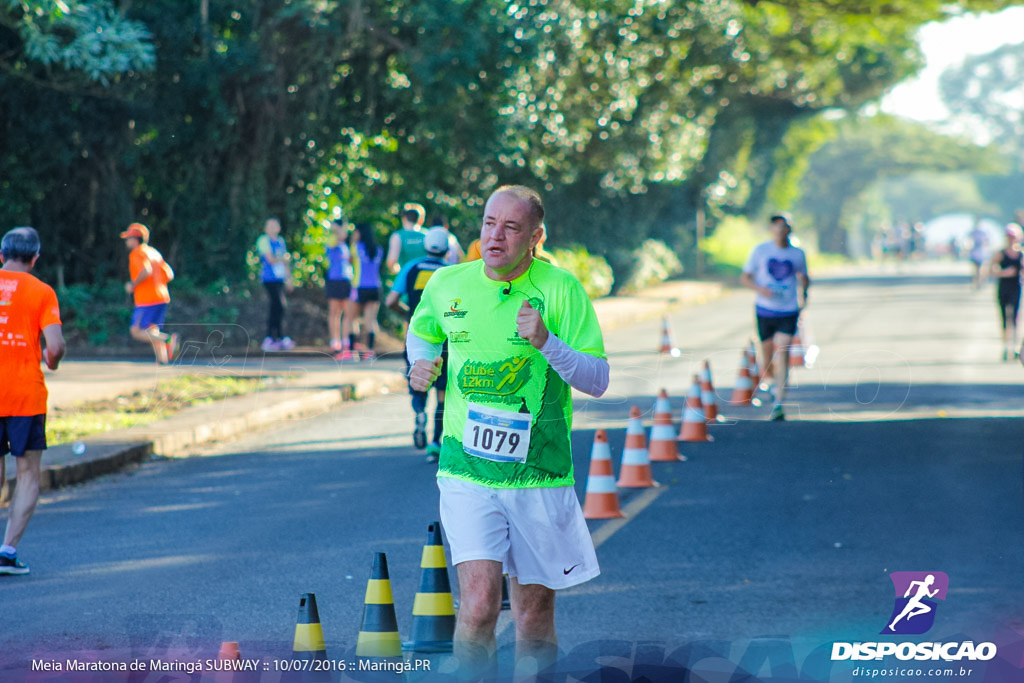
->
[409,258,606,489]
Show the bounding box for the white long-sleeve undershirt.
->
[406,333,443,366]
[538,332,609,397]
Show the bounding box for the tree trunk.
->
[817,212,849,255]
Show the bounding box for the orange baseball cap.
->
[119,223,149,242]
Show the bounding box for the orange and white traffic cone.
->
[619,406,661,481]
[731,351,754,405]
[700,361,720,424]
[216,642,241,683]
[658,316,679,356]
[747,341,764,388]
[789,331,805,368]
[648,395,682,464]
[582,430,623,519]
[679,375,710,442]
[653,389,673,425]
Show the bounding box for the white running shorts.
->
[437,476,600,590]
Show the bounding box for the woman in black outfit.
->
[991,223,1023,362]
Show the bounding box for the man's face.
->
[124,237,140,251]
[265,219,281,237]
[480,192,542,275]
[770,219,790,243]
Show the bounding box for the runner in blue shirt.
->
[350,222,383,361]
[386,227,450,462]
[256,218,295,351]
[325,217,357,360]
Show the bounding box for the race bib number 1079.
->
[463,402,531,463]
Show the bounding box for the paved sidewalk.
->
[5,358,409,502]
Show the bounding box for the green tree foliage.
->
[878,172,997,224]
[796,115,1002,253]
[0,0,1017,289]
[941,40,1024,163]
[940,40,1024,221]
[0,1,155,86]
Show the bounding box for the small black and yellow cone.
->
[356,552,403,660]
[291,593,328,662]
[404,522,456,653]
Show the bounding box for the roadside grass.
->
[48,374,279,445]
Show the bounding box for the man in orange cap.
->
[121,223,178,364]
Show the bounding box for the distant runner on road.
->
[992,223,1023,362]
[386,227,450,462]
[386,202,427,275]
[740,214,810,422]
[121,223,178,364]
[0,227,65,576]
[325,217,356,360]
[351,222,383,361]
[427,214,465,266]
[968,221,990,290]
[406,185,609,678]
[256,218,295,352]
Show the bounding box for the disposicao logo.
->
[882,571,948,635]
[831,571,997,663]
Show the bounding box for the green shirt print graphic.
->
[458,357,531,404]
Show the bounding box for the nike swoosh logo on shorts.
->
[563,564,580,575]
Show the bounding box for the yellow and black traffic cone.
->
[291,593,328,662]
[356,552,403,660]
[404,522,456,653]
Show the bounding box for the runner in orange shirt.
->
[121,223,178,364]
[0,227,65,575]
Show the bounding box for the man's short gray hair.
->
[1,226,41,263]
[492,185,545,229]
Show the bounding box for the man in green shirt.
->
[408,185,609,677]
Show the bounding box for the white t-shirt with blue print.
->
[743,241,807,317]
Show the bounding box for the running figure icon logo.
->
[881,571,949,635]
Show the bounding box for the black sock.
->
[349,334,357,350]
[368,332,375,350]
[433,401,444,443]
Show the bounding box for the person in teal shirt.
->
[385,202,427,275]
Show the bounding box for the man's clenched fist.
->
[409,356,444,391]
[516,300,549,350]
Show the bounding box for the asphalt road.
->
[2,264,1022,682]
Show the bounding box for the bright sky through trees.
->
[882,4,1024,140]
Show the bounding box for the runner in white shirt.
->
[740,214,810,421]
[968,222,990,290]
